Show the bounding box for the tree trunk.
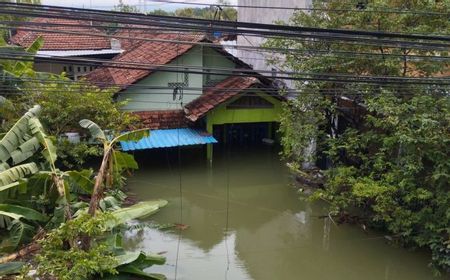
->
[87,147,112,216]
[80,147,112,250]
[0,243,40,264]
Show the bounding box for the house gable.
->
[206,91,282,126]
[117,45,243,112]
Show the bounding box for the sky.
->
[41,0,238,10]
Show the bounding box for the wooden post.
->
[207,116,213,162]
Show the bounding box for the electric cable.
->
[2,3,450,44]
[5,23,450,60]
[2,53,449,85]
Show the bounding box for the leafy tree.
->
[113,0,141,13]
[265,0,450,273]
[147,0,237,21]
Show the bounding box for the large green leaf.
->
[0,219,35,252]
[0,204,47,223]
[0,262,25,276]
[113,151,138,171]
[10,136,40,165]
[79,119,106,142]
[0,105,40,163]
[28,117,57,166]
[0,181,20,193]
[0,163,39,187]
[66,169,94,194]
[25,36,43,54]
[107,200,168,229]
[115,251,166,280]
[117,266,166,280]
[113,129,150,144]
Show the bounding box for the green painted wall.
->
[207,92,282,128]
[203,47,237,85]
[117,46,239,111]
[206,92,282,161]
[118,45,204,111]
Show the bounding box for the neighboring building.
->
[85,29,285,160]
[237,0,312,88]
[10,18,123,80]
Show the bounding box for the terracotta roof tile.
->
[10,18,111,50]
[84,32,206,88]
[134,110,188,129]
[184,76,260,122]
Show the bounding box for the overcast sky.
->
[42,0,238,10]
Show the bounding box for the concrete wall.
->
[237,0,312,88]
[118,46,239,111]
[34,62,97,80]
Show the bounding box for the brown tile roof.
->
[184,76,260,122]
[10,18,111,51]
[134,110,188,130]
[84,32,206,89]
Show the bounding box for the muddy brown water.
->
[124,145,439,280]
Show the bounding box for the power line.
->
[2,52,449,85]
[2,3,450,44]
[3,76,450,92]
[5,23,450,61]
[145,0,450,16]
[2,13,449,52]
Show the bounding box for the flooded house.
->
[84,29,285,161]
[10,20,286,161]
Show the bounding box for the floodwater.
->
[124,145,439,280]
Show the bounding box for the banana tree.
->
[79,119,149,217]
[0,105,93,252]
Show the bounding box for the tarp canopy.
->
[120,128,217,151]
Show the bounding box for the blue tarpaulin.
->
[120,128,218,151]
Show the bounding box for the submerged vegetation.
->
[266,0,450,274]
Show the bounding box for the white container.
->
[65,132,80,144]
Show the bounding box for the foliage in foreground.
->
[265,0,450,273]
[30,203,167,280]
[0,107,167,279]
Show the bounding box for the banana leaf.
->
[28,117,57,165]
[0,262,25,276]
[10,136,40,165]
[0,204,48,222]
[113,151,138,171]
[79,119,106,142]
[0,105,40,163]
[107,200,168,229]
[114,251,166,280]
[0,163,39,187]
[113,129,149,144]
[0,219,35,252]
[66,169,94,194]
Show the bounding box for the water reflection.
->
[124,146,438,280]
